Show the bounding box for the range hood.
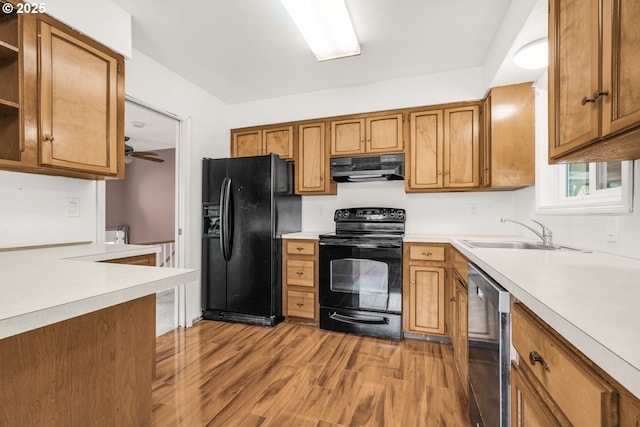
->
[330,153,405,182]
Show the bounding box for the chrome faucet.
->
[501,218,554,247]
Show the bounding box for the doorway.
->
[105,98,182,336]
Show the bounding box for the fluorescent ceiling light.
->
[280,0,360,61]
[513,38,548,70]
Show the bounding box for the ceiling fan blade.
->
[132,151,159,156]
[134,155,164,163]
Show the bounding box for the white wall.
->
[0,172,97,247]
[123,49,230,325]
[44,0,132,58]
[229,67,486,128]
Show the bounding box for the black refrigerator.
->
[201,154,301,326]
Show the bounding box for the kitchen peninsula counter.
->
[0,243,197,426]
[405,234,640,400]
[0,242,197,340]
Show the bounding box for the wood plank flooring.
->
[152,320,471,427]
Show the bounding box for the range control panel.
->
[334,207,406,222]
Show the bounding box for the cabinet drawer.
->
[286,259,315,287]
[285,240,315,256]
[409,245,445,262]
[512,303,617,427]
[287,290,315,319]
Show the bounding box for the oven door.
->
[319,241,402,314]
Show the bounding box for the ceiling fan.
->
[124,137,164,163]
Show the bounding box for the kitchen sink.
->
[461,240,580,251]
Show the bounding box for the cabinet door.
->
[601,0,640,136]
[296,122,335,194]
[408,110,444,190]
[511,363,565,427]
[39,21,121,175]
[366,113,403,153]
[444,105,480,188]
[489,83,535,188]
[548,0,600,158]
[264,126,294,160]
[331,118,365,156]
[407,266,446,335]
[455,279,468,388]
[232,129,262,157]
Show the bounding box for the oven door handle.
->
[329,312,390,325]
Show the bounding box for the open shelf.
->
[0,40,18,61]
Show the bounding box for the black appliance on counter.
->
[319,208,405,340]
[202,154,301,326]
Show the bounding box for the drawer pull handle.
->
[296,303,304,307]
[296,271,304,276]
[422,252,433,256]
[529,351,551,372]
[296,247,304,251]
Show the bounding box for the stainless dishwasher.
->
[468,263,511,427]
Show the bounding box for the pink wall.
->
[106,149,175,244]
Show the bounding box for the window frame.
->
[536,160,634,215]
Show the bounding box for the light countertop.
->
[437,235,640,399]
[286,232,640,397]
[0,243,198,340]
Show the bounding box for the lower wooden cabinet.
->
[102,253,157,266]
[511,362,567,427]
[450,247,469,391]
[402,243,448,337]
[282,239,318,321]
[511,301,640,427]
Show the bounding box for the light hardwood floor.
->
[152,320,471,427]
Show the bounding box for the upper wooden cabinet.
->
[39,20,121,176]
[0,12,125,179]
[330,113,403,156]
[295,122,336,195]
[231,126,294,160]
[549,0,640,163]
[0,4,20,168]
[484,82,535,188]
[407,103,481,191]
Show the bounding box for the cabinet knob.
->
[296,271,304,276]
[450,296,457,302]
[529,350,551,372]
[44,134,55,142]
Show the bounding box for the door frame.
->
[96,95,190,328]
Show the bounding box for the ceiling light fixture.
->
[280,0,360,61]
[513,38,548,70]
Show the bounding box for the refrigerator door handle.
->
[219,177,233,261]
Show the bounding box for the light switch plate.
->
[66,198,80,217]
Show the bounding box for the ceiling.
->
[111,0,547,105]
[115,0,548,151]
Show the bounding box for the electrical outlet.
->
[65,198,80,217]
[469,203,479,215]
